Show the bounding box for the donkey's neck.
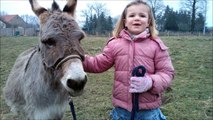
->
[26,51,68,102]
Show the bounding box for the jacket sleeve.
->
[83,40,114,73]
[149,39,175,94]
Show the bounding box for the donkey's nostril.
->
[67,77,87,91]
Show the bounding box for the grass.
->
[0,36,212,120]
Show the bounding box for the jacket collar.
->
[119,29,150,41]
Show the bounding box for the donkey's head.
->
[29,0,87,96]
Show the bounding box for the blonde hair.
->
[112,0,159,39]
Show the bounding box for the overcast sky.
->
[0,0,212,27]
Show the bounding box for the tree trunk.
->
[191,0,196,34]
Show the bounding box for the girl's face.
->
[124,4,149,35]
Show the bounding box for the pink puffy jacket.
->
[83,29,175,112]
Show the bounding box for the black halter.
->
[55,55,82,69]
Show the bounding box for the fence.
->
[159,31,213,37]
[1,28,212,37]
[0,28,38,36]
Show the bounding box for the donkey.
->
[3,0,87,119]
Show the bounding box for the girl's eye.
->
[129,14,135,17]
[140,15,146,17]
[140,14,147,18]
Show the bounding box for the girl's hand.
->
[129,76,152,93]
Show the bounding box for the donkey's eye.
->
[42,38,56,47]
[79,32,85,41]
[73,31,85,42]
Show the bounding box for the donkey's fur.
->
[3,0,87,119]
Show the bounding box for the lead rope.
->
[131,66,146,120]
[69,98,77,120]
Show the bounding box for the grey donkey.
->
[3,0,87,119]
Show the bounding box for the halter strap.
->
[55,55,81,69]
[24,47,38,72]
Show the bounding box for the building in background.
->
[0,15,38,36]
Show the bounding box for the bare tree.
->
[181,0,207,33]
[20,15,39,28]
[80,2,112,35]
[81,4,94,19]
[92,2,108,17]
[81,2,108,18]
[146,0,165,19]
[202,0,207,35]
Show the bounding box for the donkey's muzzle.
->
[67,75,87,91]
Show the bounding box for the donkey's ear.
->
[51,0,61,11]
[63,0,77,16]
[29,0,47,16]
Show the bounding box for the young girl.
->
[83,0,175,119]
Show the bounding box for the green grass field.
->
[0,36,212,120]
